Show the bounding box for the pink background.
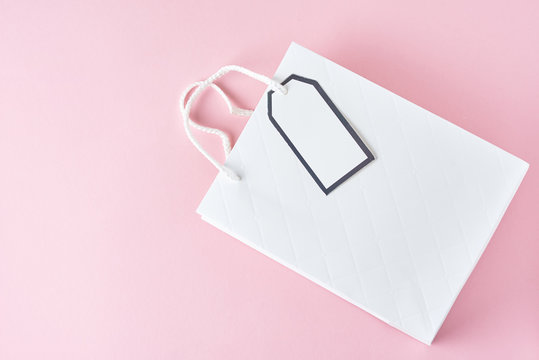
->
[1,0,538,359]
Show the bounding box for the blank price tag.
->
[267,74,374,195]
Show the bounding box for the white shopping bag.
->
[185,42,528,344]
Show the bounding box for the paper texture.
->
[197,42,528,344]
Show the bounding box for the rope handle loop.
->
[180,65,287,181]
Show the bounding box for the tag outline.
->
[267,74,375,195]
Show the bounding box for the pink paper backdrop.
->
[1,1,538,359]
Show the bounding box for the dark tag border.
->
[267,74,375,195]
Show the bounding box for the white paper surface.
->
[197,42,529,344]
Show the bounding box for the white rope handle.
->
[180,65,287,181]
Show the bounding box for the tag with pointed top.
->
[267,74,374,195]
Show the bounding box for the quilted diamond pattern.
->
[197,43,528,344]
